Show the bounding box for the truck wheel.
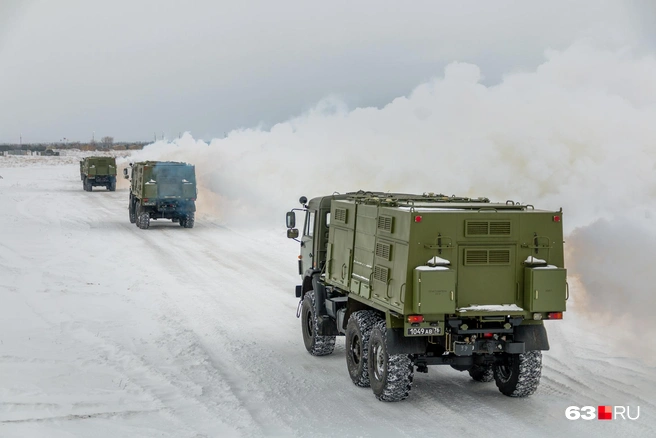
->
[368,320,414,402]
[345,310,380,387]
[109,180,116,191]
[138,212,150,230]
[301,291,335,356]
[468,364,494,382]
[493,351,542,397]
[83,177,90,191]
[182,213,194,228]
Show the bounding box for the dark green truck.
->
[124,161,197,230]
[286,191,567,401]
[80,156,117,191]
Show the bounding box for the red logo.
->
[598,406,613,420]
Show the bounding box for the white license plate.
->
[407,327,441,336]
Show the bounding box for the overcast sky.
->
[0,0,654,143]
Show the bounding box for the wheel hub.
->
[373,342,385,380]
[349,335,361,365]
[305,310,313,336]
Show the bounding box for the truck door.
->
[300,210,316,274]
[458,245,516,307]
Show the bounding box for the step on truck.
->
[124,161,197,230]
[80,156,117,191]
[286,191,567,401]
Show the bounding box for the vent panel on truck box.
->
[465,220,512,237]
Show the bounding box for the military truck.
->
[286,191,567,401]
[80,156,117,191]
[124,161,197,229]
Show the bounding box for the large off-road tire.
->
[83,177,91,191]
[468,364,494,382]
[368,320,414,402]
[109,178,116,191]
[181,212,194,228]
[301,291,335,356]
[137,212,150,230]
[493,351,542,397]
[345,310,380,387]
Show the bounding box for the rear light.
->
[407,315,424,323]
[483,332,494,339]
[547,312,563,319]
[143,198,148,202]
[553,215,561,222]
[414,216,422,223]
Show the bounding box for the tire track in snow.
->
[119,227,298,436]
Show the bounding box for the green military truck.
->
[286,191,567,401]
[80,156,117,191]
[124,161,197,229]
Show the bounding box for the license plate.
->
[407,327,441,336]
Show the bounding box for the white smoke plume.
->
[122,40,656,360]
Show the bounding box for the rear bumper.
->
[141,200,196,218]
[87,175,114,184]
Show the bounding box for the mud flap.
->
[386,328,426,355]
[515,324,550,351]
[317,315,340,336]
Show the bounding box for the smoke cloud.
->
[122,40,656,360]
[567,219,656,362]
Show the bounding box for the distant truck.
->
[286,191,567,401]
[124,161,197,229]
[80,156,117,191]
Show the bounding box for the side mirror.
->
[123,168,129,179]
[286,211,296,229]
[287,228,299,239]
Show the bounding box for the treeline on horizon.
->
[0,141,150,152]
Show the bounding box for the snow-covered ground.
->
[1,158,654,437]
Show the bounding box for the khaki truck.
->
[124,161,197,229]
[80,156,117,191]
[286,191,567,401]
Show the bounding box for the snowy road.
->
[1,161,654,437]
